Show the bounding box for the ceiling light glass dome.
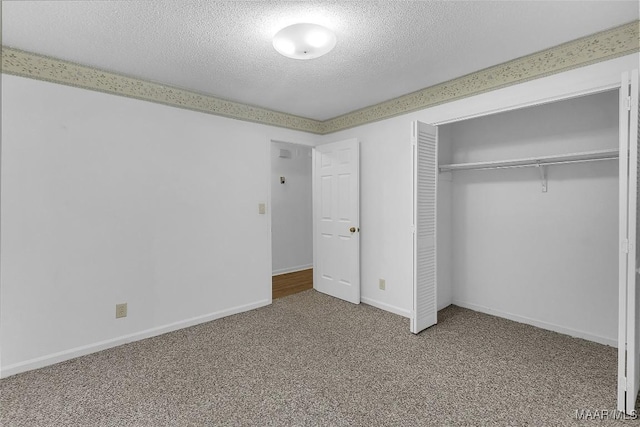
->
[273,23,337,60]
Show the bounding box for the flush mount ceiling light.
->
[273,23,337,60]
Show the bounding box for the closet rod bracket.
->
[536,161,547,193]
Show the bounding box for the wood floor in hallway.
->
[272,268,313,299]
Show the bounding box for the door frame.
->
[431,84,620,127]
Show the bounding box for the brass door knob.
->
[349,227,356,233]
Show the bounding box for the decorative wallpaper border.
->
[321,20,640,134]
[2,20,639,135]
[0,47,324,134]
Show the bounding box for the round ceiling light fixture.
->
[273,23,336,60]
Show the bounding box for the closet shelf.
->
[439,148,619,172]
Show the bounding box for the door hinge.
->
[622,239,630,254]
[626,96,632,111]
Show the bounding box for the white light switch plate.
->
[258,203,266,214]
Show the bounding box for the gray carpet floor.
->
[0,290,635,426]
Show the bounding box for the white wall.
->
[319,120,416,317]
[2,55,637,377]
[271,141,312,275]
[0,75,319,376]
[447,90,619,346]
[319,54,638,326]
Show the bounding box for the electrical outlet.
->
[115,303,127,319]
[379,279,386,291]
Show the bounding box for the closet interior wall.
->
[438,90,620,346]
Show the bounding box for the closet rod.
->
[439,148,619,173]
[442,156,617,172]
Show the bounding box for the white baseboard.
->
[438,301,453,311]
[1,299,271,378]
[272,264,313,276]
[361,297,411,318]
[452,299,617,347]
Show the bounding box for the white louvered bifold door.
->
[633,68,640,415]
[628,69,640,414]
[411,121,438,334]
[619,69,640,415]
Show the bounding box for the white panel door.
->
[411,121,438,334]
[619,69,640,415]
[312,139,360,304]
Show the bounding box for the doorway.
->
[270,140,313,299]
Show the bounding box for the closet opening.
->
[435,89,620,348]
[412,86,635,406]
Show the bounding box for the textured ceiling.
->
[2,1,639,121]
